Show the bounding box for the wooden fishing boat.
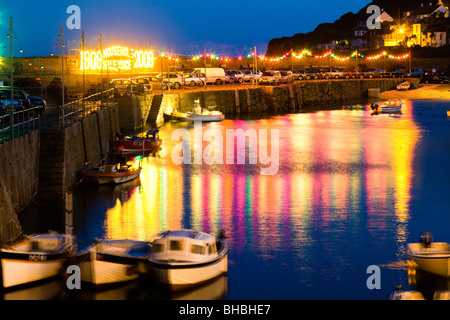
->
[407,232,450,278]
[142,229,228,290]
[75,239,151,287]
[0,232,76,289]
[111,129,162,153]
[80,163,142,185]
[370,99,403,115]
[396,81,410,90]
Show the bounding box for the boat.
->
[406,232,450,278]
[446,110,450,117]
[390,290,425,300]
[370,99,403,115]
[75,239,151,287]
[111,129,162,153]
[79,162,142,185]
[142,229,228,290]
[397,81,411,90]
[164,100,225,123]
[188,110,225,122]
[164,110,194,122]
[0,232,76,289]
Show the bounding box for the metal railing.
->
[0,107,43,144]
[58,88,115,129]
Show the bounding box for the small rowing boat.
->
[370,99,403,115]
[406,232,450,278]
[397,81,410,90]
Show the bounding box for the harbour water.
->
[12,98,450,300]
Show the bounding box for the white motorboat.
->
[0,232,76,289]
[165,110,225,122]
[188,110,225,122]
[75,239,151,287]
[397,81,410,90]
[370,99,403,115]
[406,232,450,278]
[143,229,228,290]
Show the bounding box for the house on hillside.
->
[403,1,449,20]
[422,22,450,46]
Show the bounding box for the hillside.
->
[265,0,438,56]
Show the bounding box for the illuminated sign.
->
[80,46,154,72]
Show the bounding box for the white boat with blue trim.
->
[75,239,152,287]
[142,229,228,290]
[0,232,76,289]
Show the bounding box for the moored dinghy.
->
[0,232,76,289]
[75,239,152,287]
[397,81,410,90]
[407,232,450,278]
[142,229,228,290]
[370,99,403,115]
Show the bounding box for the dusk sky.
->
[1,0,366,57]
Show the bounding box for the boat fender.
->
[420,232,433,248]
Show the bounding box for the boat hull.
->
[188,114,225,122]
[407,243,450,278]
[112,139,162,152]
[80,168,141,185]
[0,234,75,289]
[77,251,140,286]
[0,254,67,289]
[145,244,228,290]
[76,240,151,286]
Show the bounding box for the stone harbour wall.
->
[159,78,419,117]
[0,131,40,243]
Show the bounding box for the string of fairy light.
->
[1,25,411,69]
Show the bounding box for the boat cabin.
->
[151,230,219,262]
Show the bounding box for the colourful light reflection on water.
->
[92,102,428,298]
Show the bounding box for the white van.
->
[191,67,229,85]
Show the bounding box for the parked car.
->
[322,68,346,79]
[191,67,229,85]
[182,73,205,87]
[279,70,294,83]
[404,68,424,78]
[0,89,30,109]
[157,73,185,89]
[0,91,25,112]
[134,75,162,90]
[110,78,149,94]
[292,69,306,80]
[225,70,245,83]
[258,70,281,85]
[421,74,449,84]
[341,69,364,79]
[304,68,322,80]
[241,70,261,81]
